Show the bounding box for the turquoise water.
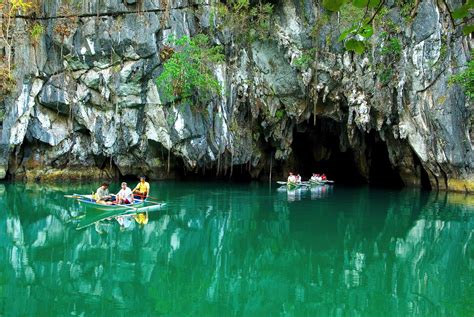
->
[0,181,473,316]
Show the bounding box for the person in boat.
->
[321,174,327,181]
[311,173,322,182]
[133,176,150,200]
[116,182,133,204]
[95,182,113,204]
[296,174,302,184]
[287,172,297,184]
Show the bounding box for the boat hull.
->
[78,195,145,211]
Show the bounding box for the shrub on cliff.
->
[156,34,225,106]
[450,59,474,101]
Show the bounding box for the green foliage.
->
[156,34,225,105]
[275,109,285,121]
[462,24,474,35]
[310,11,330,38]
[333,3,375,54]
[449,59,474,100]
[324,0,471,55]
[322,0,344,12]
[451,0,474,38]
[344,38,366,54]
[338,4,366,31]
[378,67,393,86]
[374,33,402,87]
[0,65,15,100]
[30,23,44,43]
[452,0,474,19]
[396,0,417,22]
[380,37,401,56]
[293,48,316,69]
[215,0,273,43]
[0,0,36,97]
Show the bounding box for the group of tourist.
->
[287,172,302,184]
[94,176,150,205]
[310,173,327,182]
[288,172,327,184]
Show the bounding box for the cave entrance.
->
[365,131,405,188]
[291,117,404,187]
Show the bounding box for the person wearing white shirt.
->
[116,182,133,204]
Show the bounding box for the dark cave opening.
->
[365,131,405,188]
[290,117,365,185]
[290,117,404,188]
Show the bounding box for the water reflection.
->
[0,182,473,316]
[310,184,333,200]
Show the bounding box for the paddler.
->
[287,172,297,184]
[133,176,150,200]
[95,182,113,204]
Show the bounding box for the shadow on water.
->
[0,181,473,316]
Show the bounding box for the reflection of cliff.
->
[0,184,473,316]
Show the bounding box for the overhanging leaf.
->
[359,24,373,38]
[352,0,368,8]
[345,39,365,54]
[368,0,381,8]
[452,4,470,19]
[338,25,357,42]
[462,24,474,35]
[322,0,344,12]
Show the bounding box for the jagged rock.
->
[0,0,470,191]
[38,73,75,115]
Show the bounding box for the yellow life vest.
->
[135,181,149,193]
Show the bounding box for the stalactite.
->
[312,2,320,126]
[224,151,228,176]
[269,152,273,185]
[230,146,234,178]
[167,141,171,175]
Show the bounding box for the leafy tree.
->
[156,34,225,106]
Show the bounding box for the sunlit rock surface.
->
[0,0,472,190]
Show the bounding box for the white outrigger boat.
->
[276,178,334,190]
[65,194,166,229]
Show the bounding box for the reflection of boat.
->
[310,185,332,199]
[287,188,304,201]
[276,181,308,190]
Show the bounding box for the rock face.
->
[0,0,472,191]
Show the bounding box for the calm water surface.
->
[0,182,473,316]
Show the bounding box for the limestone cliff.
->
[0,0,472,191]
